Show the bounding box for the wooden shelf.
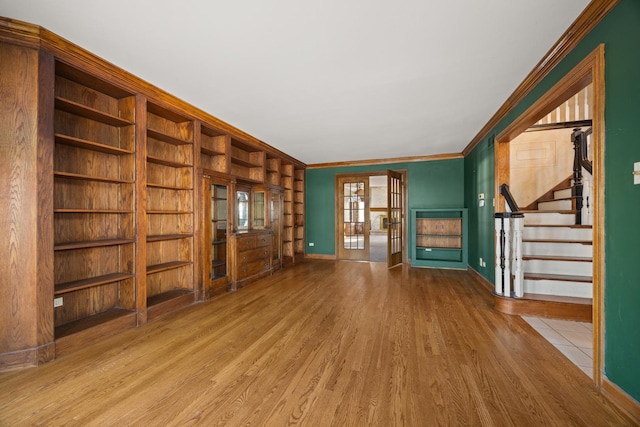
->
[147,261,193,275]
[147,234,193,242]
[147,289,194,307]
[54,133,133,155]
[55,308,135,340]
[54,238,135,251]
[201,146,225,156]
[55,97,133,127]
[231,155,261,168]
[146,210,192,215]
[55,272,134,295]
[147,155,192,168]
[54,209,134,214]
[147,128,191,146]
[147,182,192,190]
[54,171,133,184]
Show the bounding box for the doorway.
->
[494,45,604,384]
[336,171,405,267]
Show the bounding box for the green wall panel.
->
[305,158,464,256]
[464,0,640,402]
[464,137,495,283]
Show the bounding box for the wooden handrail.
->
[499,183,520,213]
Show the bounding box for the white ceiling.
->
[0,0,590,165]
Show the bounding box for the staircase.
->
[493,180,593,321]
[522,183,593,320]
[521,182,593,301]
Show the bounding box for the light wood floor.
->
[0,260,635,426]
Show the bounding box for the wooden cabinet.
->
[0,17,305,370]
[202,176,230,299]
[410,209,468,269]
[229,231,273,290]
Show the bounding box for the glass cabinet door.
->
[269,189,283,267]
[252,190,265,228]
[211,184,228,279]
[236,190,249,232]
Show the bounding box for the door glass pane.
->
[253,191,265,228]
[211,184,228,279]
[343,181,365,250]
[237,191,249,231]
[270,191,281,262]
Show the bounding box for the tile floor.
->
[521,316,594,378]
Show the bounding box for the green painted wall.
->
[464,0,640,402]
[464,137,495,282]
[306,159,464,256]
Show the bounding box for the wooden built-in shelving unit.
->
[145,102,195,319]
[410,209,468,270]
[293,168,306,257]
[52,60,137,345]
[0,17,306,370]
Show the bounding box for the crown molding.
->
[307,152,463,169]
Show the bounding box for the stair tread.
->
[539,196,576,202]
[524,224,592,229]
[523,238,592,245]
[521,293,592,305]
[523,255,592,262]
[521,209,577,214]
[524,272,592,282]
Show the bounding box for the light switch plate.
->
[634,162,640,185]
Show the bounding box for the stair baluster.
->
[494,212,525,298]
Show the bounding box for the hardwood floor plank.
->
[0,260,635,426]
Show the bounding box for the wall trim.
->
[467,266,494,293]
[602,377,640,424]
[305,254,336,260]
[307,152,463,169]
[0,343,55,372]
[462,0,620,156]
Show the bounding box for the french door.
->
[336,171,404,265]
[337,176,370,261]
[387,170,403,268]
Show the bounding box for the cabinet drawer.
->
[236,235,257,251]
[255,235,271,248]
[238,259,271,279]
[238,247,271,265]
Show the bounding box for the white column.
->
[495,217,503,296]
[503,217,512,298]
[512,216,524,297]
